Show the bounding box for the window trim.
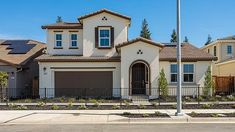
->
[98,27,111,48]
[170,64,178,83]
[55,33,62,48]
[227,45,233,55]
[70,33,78,48]
[183,64,195,83]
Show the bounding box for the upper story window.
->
[55,34,62,47]
[208,49,210,53]
[99,28,111,47]
[70,34,78,47]
[170,64,177,83]
[227,45,233,55]
[214,46,217,56]
[183,64,194,83]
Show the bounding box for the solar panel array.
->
[1,40,36,54]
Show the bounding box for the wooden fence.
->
[213,76,235,94]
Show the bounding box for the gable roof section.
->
[42,22,83,29]
[0,40,46,66]
[116,37,164,50]
[78,9,131,21]
[216,57,235,65]
[202,35,235,49]
[160,43,217,61]
[217,35,235,40]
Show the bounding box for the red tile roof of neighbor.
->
[160,43,217,61]
[0,40,46,66]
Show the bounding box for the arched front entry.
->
[129,60,150,95]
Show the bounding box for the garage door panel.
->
[55,71,113,97]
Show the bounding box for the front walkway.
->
[0,109,235,124]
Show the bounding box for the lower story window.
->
[183,64,194,83]
[170,64,177,83]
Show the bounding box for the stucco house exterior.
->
[0,40,45,98]
[37,9,216,99]
[202,36,235,76]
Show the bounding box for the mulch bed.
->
[188,113,235,118]
[120,113,170,118]
[0,104,235,110]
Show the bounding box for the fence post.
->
[197,84,200,105]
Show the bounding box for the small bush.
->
[197,96,204,102]
[211,113,219,117]
[59,97,66,103]
[202,104,212,109]
[51,104,59,110]
[123,112,131,115]
[68,98,76,103]
[89,99,98,103]
[215,95,222,100]
[112,105,120,109]
[185,96,193,102]
[154,111,162,116]
[93,102,100,108]
[227,95,235,101]
[190,111,198,117]
[67,102,73,108]
[78,105,87,110]
[151,102,158,107]
[78,99,86,103]
[208,97,217,102]
[16,105,28,110]
[142,113,150,117]
[8,103,16,108]
[24,99,32,103]
[138,104,146,109]
[37,102,46,107]
[123,100,130,108]
[171,104,177,109]
[98,99,105,103]
[221,97,228,102]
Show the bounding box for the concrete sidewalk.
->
[0,109,235,124]
[1,101,235,106]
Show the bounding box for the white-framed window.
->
[170,64,177,83]
[227,45,233,55]
[183,64,194,83]
[55,34,62,47]
[70,34,78,47]
[99,27,111,47]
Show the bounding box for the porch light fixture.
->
[176,0,184,116]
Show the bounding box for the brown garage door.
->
[55,71,113,98]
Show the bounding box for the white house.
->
[37,9,217,99]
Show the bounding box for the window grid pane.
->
[99,29,110,47]
[227,46,232,54]
[183,64,194,73]
[56,34,62,40]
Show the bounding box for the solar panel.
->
[2,40,36,54]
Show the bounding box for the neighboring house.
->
[37,9,216,99]
[201,36,235,76]
[0,40,45,98]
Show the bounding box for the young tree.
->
[140,19,151,39]
[56,16,63,23]
[158,69,168,98]
[170,29,177,43]
[205,34,212,45]
[184,36,189,43]
[0,71,7,89]
[203,66,215,96]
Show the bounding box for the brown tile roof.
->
[78,9,131,21]
[42,22,83,29]
[115,37,164,50]
[159,43,217,61]
[36,55,121,62]
[217,35,235,40]
[0,40,46,66]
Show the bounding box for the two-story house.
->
[37,9,216,99]
[202,35,235,76]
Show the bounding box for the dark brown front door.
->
[55,71,113,97]
[131,63,148,95]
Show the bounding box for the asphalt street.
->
[0,124,235,132]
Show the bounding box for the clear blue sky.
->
[0,0,234,47]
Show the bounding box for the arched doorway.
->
[130,61,150,95]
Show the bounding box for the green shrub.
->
[16,105,28,110]
[67,102,73,108]
[142,113,150,117]
[78,105,87,110]
[24,99,32,103]
[59,97,66,103]
[112,105,120,109]
[211,113,219,117]
[37,102,46,107]
[158,69,168,98]
[93,102,100,108]
[215,95,222,100]
[202,104,212,109]
[138,104,146,109]
[68,98,76,103]
[51,104,59,110]
[208,97,217,102]
[123,100,130,108]
[221,97,228,102]
[8,103,16,108]
[123,112,131,115]
[227,95,235,101]
[171,104,177,109]
[89,99,98,103]
[154,111,162,116]
[197,96,204,102]
[190,111,198,117]
[78,99,86,103]
[151,102,158,107]
[184,96,193,102]
[98,99,105,103]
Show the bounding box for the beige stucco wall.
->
[38,62,121,98]
[215,61,235,76]
[82,12,129,57]
[120,41,161,99]
[159,61,211,96]
[46,29,83,55]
